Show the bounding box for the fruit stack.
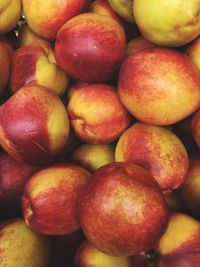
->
[0,0,200,266]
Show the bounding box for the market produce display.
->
[0,0,200,266]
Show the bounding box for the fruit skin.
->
[126,36,155,56]
[0,0,22,34]
[155,213,200,267]
[78,162,169,256]
[108,0,134,24]
[70,144,115,172]
[180,153,200,218]
[22,163,90,235]
[89,0,136,41]
[0,150,39,217]
[0,43,10,95]
[74,239,133,267]
[55,13,126,83]
[133,0,200,47]
[10,44,69,96]
[118,48,200,126]
[22,0,88,40]
[186,35,200,72]
[0,85,69,165]
[115,123,189,191]
[18,23,51,48]
[192,109,200,149]
[0,218,50,267]
[67,83,131,144]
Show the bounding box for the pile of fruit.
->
[1,0,200,266]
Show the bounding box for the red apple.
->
[118,48,200,125]
[0,43,10,96]
[67,83,131,144]
[115,123,189,191]
[78,162,169,256]
[22,163,90,235]
[55,13,126,83]
[74,239,133,267]
[22,0,88,40]
[0,149,39,217]
[0,85,70,165]
[11,44,69,96]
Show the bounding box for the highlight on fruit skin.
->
[0,85,70,165]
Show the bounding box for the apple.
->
[22,163,90,235]
[155,212,200,267]
[126,36,155,56]
[118,48,200,126]
[89,0,137,41]
[133,0,200,47]
[0,36,15,60]
[55,13,126,83]
[0,149,39,217]
[70,144,115,172]
[0,43,10,96]
[22,0,88,40]
[78,162,169,256]
[108,0,134,24]
[67,83,131,144]
[0,0,22,34]
[0,85,70,165]
[180,153,200,218]
[0,218,50,267]
[10,44,69,96]
[74,239,133,267]
[115,123,189,191]
[18,23,51,48]
[186,35,200,72]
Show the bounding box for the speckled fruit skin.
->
[22,163,90,235]
[55,13,126,83]
[0,150,39,217]
[115,123,189,191]
[67,83,131,144]
[0,219,50,267]
[74,239,133,267]
[78,162,169,256]
[133,0,200,47]
[155,213,200,267]
[118,47,200,126]
[22,0,88,40]
[10,44,69,96]
[0,85,69,165]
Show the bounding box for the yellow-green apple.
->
[0,43,10,95]
[133,0,200,47]
[191,109,200,148]
[118,48,200,125]
[22,163,90,235]
[155,212,200,267]
[0,218,50,267]
[89,0,136,41]
[186,35,200,72]
[55,13,126,83]
[0,150,39,217]
[70,144,115,172]
[74,239,133,267]
[50,229,85,267]
[22,0,88,40]
[18,23,51,48]
[180,153,200,218]
[115,123,189,191]
[0,85,70,165]
[108,0,134,23]
[126,36,155,56]
[78,162,169,256]
[0,0,22,34]
[67,83,131,144]
[11,44,69,96]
